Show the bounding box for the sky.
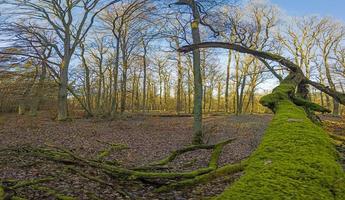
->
[240,0,345,92]
[1,0,343,93]
[270,0,345,22]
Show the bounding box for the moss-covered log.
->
[216,76,345,199]
[155,161,246,192]
[176,39,345,200]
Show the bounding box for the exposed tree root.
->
[155,161,246,192]
[30,185,76,200]
[95,140,128,163]
[67,166,131,199]
[208,139,235,169]
[1,177,55,200]
[66,166,114,187]
[34,146,213,180]
[9,196,27,200]
[6,177,55,190]
[1,138,240,198]
[139,138,236,169]
[328,133,345,143]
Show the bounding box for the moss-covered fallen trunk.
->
[217,78,345,199]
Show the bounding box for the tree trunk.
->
[176,39,183,114]
[217,81,221,112]
[18,102,25,115]
[237,75,247,115]
[57,56,70,121]
[111,37,120,116]
[30,62,47,116]
[202,50,207,113]
[136,72,141,111]
[190,0,203,144]
[225,49,231,113]
[96,56,103,112]
[80,43,92,116]
[235,54,240,115]
[187,59,192,113]
[120,58,128,114]
[142,40,147,112]
[84,63,92,114]
[158,63,163,111]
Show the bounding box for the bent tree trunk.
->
[178,41,345,199]
[216,73,345,199]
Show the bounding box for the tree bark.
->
[175,38,183,114]
[142,39,148,112]
[111,38,120,116]
[57,55,70,121]
[189,0,203,144]
[120,57,128,114]
[225,49,231,113]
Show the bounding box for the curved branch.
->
[178,42,345,106]
[257,57,283,82]
[306,79,345,105]
[178,42,300,72]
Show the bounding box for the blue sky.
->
[270,0,345,21]
[245,0,345,92]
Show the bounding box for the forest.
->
[0,0,344,199]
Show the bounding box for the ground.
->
[0,112,343,199]
[322,115,345,170]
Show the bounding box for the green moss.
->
[148,144,216,166]
[328,133,345,143]
[31,186,76,200]
[127,166,213,180]
[11,196,27,200]
[0,115,5,125]
[0,186,4,200]
[292,96,331,113]
[96,143,128,160]
[8,177,55,190]
[259,83,295,111]
[216,100,345,200]
[156,162,246,192]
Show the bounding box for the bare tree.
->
[7,0,119,120]
[317,19,345,115]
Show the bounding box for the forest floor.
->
[322,115,345,170]
[0,112,343,199]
